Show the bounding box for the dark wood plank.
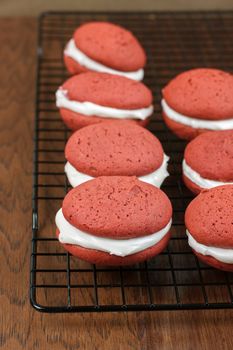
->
[0,18,232,350]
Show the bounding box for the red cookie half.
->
[56,72,153,130]
[162,68,233,140]
[64,21,146,75]
[65,121,166,182]
[183,130,233,194]
[56,176,172,266]
[185,185,233,271]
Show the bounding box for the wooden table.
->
[0,18,232,350]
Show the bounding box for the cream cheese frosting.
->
[64,39,144,81]
[161,99,233,130]
[56,208,172,257]
[56,88,153,120]
[186,230,233,264]
[65,154,169,188]
[182,159,233,189]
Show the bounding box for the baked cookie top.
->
[73,22,146,71]
[65,121,164,177]
[184,130,233,182]
[61,72,152,109]
[163,68,233,120]
[62,176,172,239]
[185,185,233,248]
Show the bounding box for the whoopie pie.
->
[55,176,173,266]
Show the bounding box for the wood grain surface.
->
[0,18,232,350]
[1,0,233,16]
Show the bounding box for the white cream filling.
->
[64,39,144,81]
[186,230,233,264]
[56,208,172,257]
[162,99,233,130]
[183,159,233,189]
[64,154,169,188]
[56,88,153,121]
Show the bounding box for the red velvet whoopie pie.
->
[55,176,173,266]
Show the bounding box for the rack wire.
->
[31,11,233,312]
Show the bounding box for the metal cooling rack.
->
[31,11,233,312]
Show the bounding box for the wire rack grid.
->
[31,11,233,312]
